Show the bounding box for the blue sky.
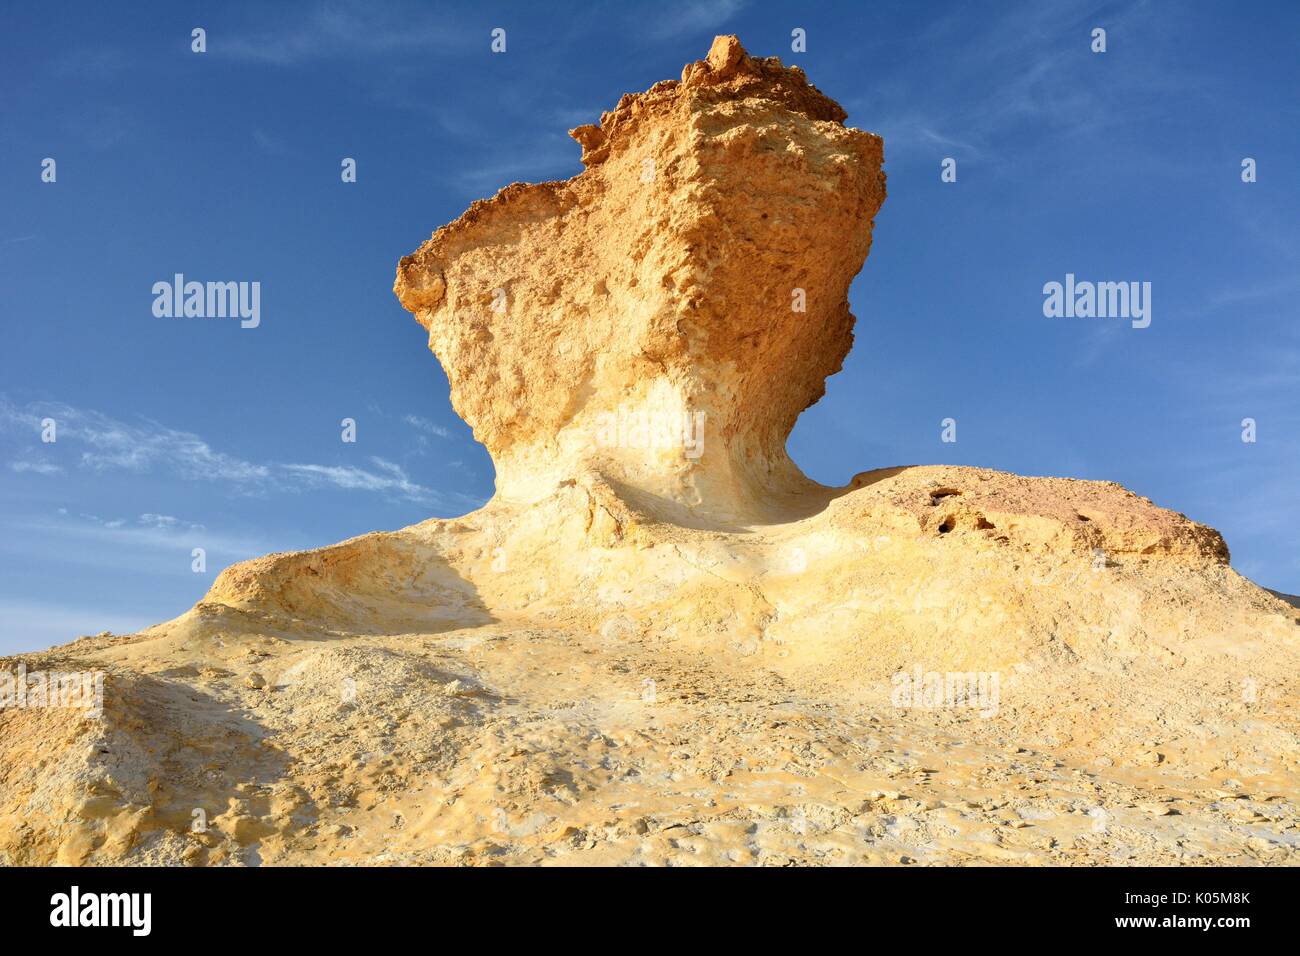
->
[1,0,1296,653]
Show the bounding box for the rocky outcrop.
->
[2,37,1296,867]
[395,36,884,520]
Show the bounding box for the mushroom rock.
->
[394,35,885,521]
[5,37,1297,867]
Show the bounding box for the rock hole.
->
[1076,513,1091,522]
[938,520,953,535]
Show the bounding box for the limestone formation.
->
[2,37,1297,867]
[395,35,884,520]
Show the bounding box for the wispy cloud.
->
[642,0,748,42]
[403,414,452,439]
[10,460,62,475]
[282,456,428,498]
[873,117,989,161]
[221,1,474,66]
[0,511,280,574]
[0,399,443,504]
[452,135,582,193]
[860,0,1202,164]
[138,512,205,532]
[252,129,291,156]
[0,401,271,481]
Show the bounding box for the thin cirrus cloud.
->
[859,1,1202,163]
[0,398,448,505]
[402,414,453,440]
[10,460,63,475]
[453,144,582,194]
[641,0,748,42]
[0,508,283,614]
[281,459,429,498]
[222,0,746,63]
[219,1,476,66]
[3,509,271,559]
